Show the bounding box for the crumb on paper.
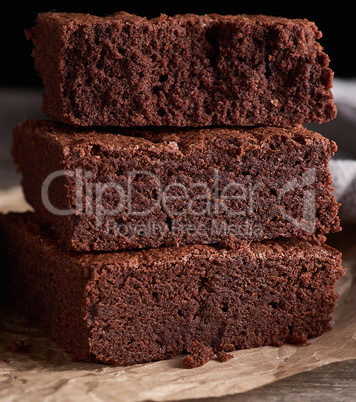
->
[183,340,214,368]
[289,333,309,345]
[216,351,234,362]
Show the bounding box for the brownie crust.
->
[0,212,344,366]
[26,12,336,127]
[12,120,340,251]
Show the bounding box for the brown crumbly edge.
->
[0,213,92,362]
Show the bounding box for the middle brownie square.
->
[12,120,340,251]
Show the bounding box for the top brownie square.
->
[27,12,336,127]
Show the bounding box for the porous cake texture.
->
[0,213,344,366]
[27,12,336,127]
[12,120,340,251]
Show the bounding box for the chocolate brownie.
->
[26,12,336,127]
[12,120,340,251]
[0,212,344,366]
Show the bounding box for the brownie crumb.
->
[183,341,214,368]
[272,340,284,347]
[289,333,309,345]
[5,340,26,352]
[216,351,234,362]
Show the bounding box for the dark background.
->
[1,1,354,87]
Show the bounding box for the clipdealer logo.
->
[41,167,316,237]
[277,168,316,235]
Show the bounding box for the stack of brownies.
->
[1,12,344,367]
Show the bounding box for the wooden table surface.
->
[0,88,355,401]
[181,360,356,402]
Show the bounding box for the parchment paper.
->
[0,187,355,401]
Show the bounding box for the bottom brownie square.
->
[0,213,343,366]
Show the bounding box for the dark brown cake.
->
[26,12,336,127]
[12,120,340,251]
[0,212,344,366]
